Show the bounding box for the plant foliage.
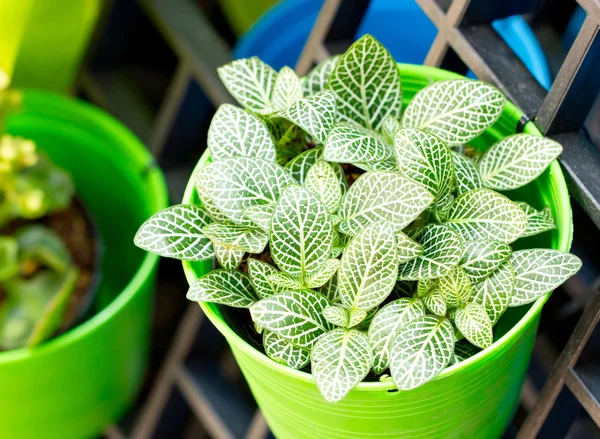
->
[135,34,581,402]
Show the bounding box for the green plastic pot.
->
[182,64,573,438]
[0,90,168,438]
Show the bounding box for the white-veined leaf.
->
[217,57,277,114]
[397,224,462,280]
[279,91,336,143]
[381,115,402,143]
[389,316,454,390]
[357,306,379,331]
[134,204,213,261]
[452,151,483,195]
[355,156,398,171]
[197,183,230,223]
[323,123,393,163]
[247,258,282,298]
[312,328,372,402]
[478,134,563,190]
[243,204,275,232]
[395,231,424,262]
[272,66,303,111]
[348,308,368,328]
[454,302,493,349]
[267,272,303,290]
[454,339,482,362]
[422,288,447,316]
[305,160,342,213]
[368,298,426,374]
[516,202,557,238]
[213,243,244,269]
[250,289,332,348]
[509,249,582,306]
[439,266,472,308]
[263,330,310,369]
[270,185,334,280]
[401,79,505,146]
[304,258,340,288]
[302,56,340,96]
[472,260,515,324]
[338,221,399,310]
[417,279,436,297]
[331,229,348,258]
[196,157,295,227]
[394,128,453,201]
[319,274,339,303]
[207,104,277,161]
[446,189,527,243]
[431,192,454,223]
[285,147,348,194]
[202,222,268,253]
[338,171,434,236]
[187,269,257,308]
[327,34,401,131]
[460,240,512,283]
[323,305,349,327]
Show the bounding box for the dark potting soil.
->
[0,198,98,334]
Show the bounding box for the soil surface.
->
[0,198,98,333]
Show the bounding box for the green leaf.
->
[272,66,303,111]
[0,237,20,281]
[338,171,434,236]
[395,128,453,201]
[401,79,505,146]
[243,204,275,232]
[338,221,399,310]
[509,249,582,306]
[452,151,483,195]
[356,156,397,172]
[285,147,323,183]
[263,330,310,369]
[397,225,462,280]
[422,289,447,316]
[454,339,482,362]
[327,34,401,131]
[472,260,515,324]
[305,160,342,213]
[431,193,454,223]
[250,289,332,348]
[134,204,213,261]
[368,298,426,374]
[393,280,417,298]
[187,269,257,307]
[454,302,493,349]
[304,258,340,288]
[312,328,373,402]
[439,266,472,308]
[395,231,424,262]
[381,115,402,143]
[323,123,393,163]
[202,222,268,254]
[15,225,71,273]
[196,157,295,227]
[207,104,277,161]
[197,185,230,223]
[267,272,303,290]
[302,56,340,96]
[460,239,512,283]
[213,243,244,270]
[270,185,334,281]
[478,134,563,190]
[348,308,368,328]
[279,91,336,143]
[217,57,277,114]
[417,279,436,297]
[247,258,282,298]
[319,274,339,303]
[517,202,557,238]
[323,305,349,327]
[389,316,454,390]
[445,189,527,243]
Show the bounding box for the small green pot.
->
[0,91,168,438]
[182,64,573,438]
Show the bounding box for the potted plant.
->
[0,84,168,438]
[136,35,579,438]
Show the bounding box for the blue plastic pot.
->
[235,0,551,89]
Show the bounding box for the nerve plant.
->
[135,35,581,402]
[0,87,78,350]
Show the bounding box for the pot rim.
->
[0,90,168,364]
[182,63,572,390]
